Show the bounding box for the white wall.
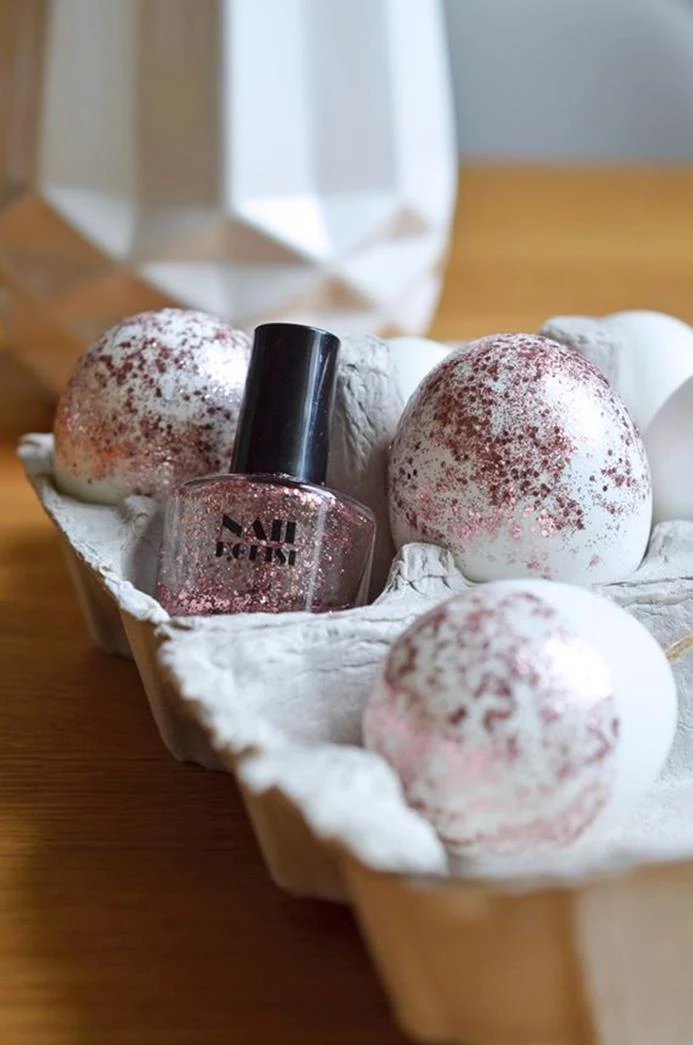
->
[444,0,693,160]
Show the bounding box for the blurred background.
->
[3,0,693,435]
[446,0,693,162]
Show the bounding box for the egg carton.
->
[19,425,693,1045]
[21,314,693,1045]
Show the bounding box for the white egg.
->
[644,374,693,522]
[386,336,454,405]
[53,309,251,503]
[364,580,677,856]
[389,333,652,585]
[542,310,693,433]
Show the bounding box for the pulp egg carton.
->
[20,318,693,1045]
[20,432,693,1045]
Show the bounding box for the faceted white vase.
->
[0,0,457,389]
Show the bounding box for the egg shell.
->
[386,336,454,405]
[542,310,693,433]
[53,308,251,503]
[388,333,653,585]
[364,579,677,857]
[644,373,693,523]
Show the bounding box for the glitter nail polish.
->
[156,323,376,616]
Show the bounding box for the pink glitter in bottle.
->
[156,323,376,616]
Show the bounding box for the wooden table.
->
[3,166,693,1044]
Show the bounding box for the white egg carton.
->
[20,425,693,1045]
[21,315,693,1045]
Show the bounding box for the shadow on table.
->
[0,532,405,1045]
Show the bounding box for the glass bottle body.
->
[156,473,376,616]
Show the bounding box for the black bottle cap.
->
[230,322,340,484]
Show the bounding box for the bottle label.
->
[215,514,298,566]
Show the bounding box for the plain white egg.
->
[389,333,653,585]
[364,580,677,856]
[543,310,693,433]
[644,374,693,522]
[387,336,454,406]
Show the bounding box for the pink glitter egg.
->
[364,581,676,857]
[53,309,251,503]
[388,333,652,584]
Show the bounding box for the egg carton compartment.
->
[342,851,693,1045]
[155,534,693,1045]
[20,429,693,1045]
[156,547,693,1045]
[19,431,226,768]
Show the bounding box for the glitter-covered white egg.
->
[389,333,652,584]
[53,308,251,503]
[364,580,677,856]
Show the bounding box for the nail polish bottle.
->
[155,323,376,616]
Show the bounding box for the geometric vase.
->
[0,0,457,392]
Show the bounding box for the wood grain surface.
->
[3,166,693,1044]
